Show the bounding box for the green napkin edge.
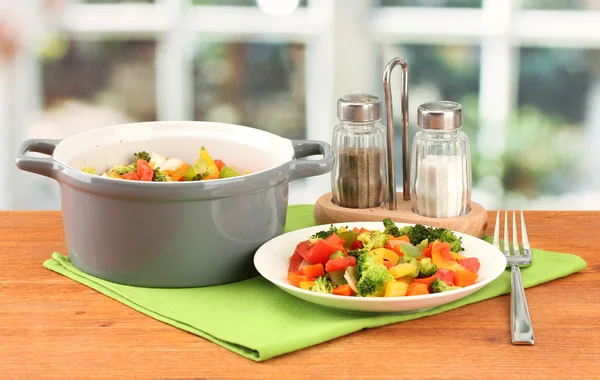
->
[42,204,588,361]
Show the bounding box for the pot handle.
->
[15,139,61,179]
[287,140,334,182]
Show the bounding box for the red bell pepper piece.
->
[288,241,310,273]
[325,256,356,272]
[301,234,345,265]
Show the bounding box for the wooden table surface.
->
[1,210,599,380]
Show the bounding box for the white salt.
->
[412,155,469,218]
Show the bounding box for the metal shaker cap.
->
[337,94,381,122]
[417,101,463,130]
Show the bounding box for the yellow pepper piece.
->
[105,171,121,179]
[388,263,417,279]
[299,281,315,290]
[372,249,384,265]
[197,146,219,180]
[82,166,96,174]
[446,261,464,272]
[395,276,413,286]
[453,252,465,260]
[384,281,408,297]
[372,248,400,265]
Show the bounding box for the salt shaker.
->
[331,94,388,209]
[410,101,472,218]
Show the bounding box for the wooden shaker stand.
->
[313,57,488,238]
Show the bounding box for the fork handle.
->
[510,264,535,345]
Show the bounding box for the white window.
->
[2,0,600,210]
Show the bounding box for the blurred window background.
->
[1,0,599,210]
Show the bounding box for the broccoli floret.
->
[188,172,205,181]
[418,257,438,278]
[113,163,136,175]
[355,253,371,278]
[382,218,402,237]
[152,168,169,182]
[391,223,465,252]
[404,224,430,246]
[429,228,464,252]
[134,151,151,162]
[430,278,461,293]
[357,266,393,297]
[430,278,449,293]
[347,248,369,259]
[357,230,388,250]
[311,225,338,240]
[310,276,334,294]
[355,253,393,296]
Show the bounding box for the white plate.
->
[253,221,507,314]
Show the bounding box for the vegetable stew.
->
[287,219,481,297]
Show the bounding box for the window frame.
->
[4,0,600,208]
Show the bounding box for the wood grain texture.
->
[314,192,488,237]
[1,210,599,380]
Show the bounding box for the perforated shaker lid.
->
[337,94,381,123]
[417,101,463,130]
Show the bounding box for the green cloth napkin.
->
[43,205,587,362]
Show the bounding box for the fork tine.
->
[521,211,531,255]
[512,211,520,255]
[493,211,500,249]
[503,210,510,255]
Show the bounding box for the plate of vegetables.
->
[253,219,506,314]
[81,147,246,182]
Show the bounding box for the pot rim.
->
[16,120,335,200]
[54,120,292,184]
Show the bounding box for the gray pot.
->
[15,121,333,288]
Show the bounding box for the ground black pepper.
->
[334,147,385,208]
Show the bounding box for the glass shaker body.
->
[410,101,472,218]
[331,94,388,209]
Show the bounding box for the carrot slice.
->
[392,235,410,242]
[454,270,479,287]
[406,282,429,296]
[332,284,355,296]
[301,263,325,278]
[164,163,191,181]
[287,271,309,287]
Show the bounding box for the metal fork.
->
[493,210,535,345]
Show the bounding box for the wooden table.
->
[1,211,599,380]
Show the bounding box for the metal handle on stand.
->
[383,58,410,211]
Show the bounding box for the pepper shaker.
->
[410,101,472,218]
[331,94,388,209]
